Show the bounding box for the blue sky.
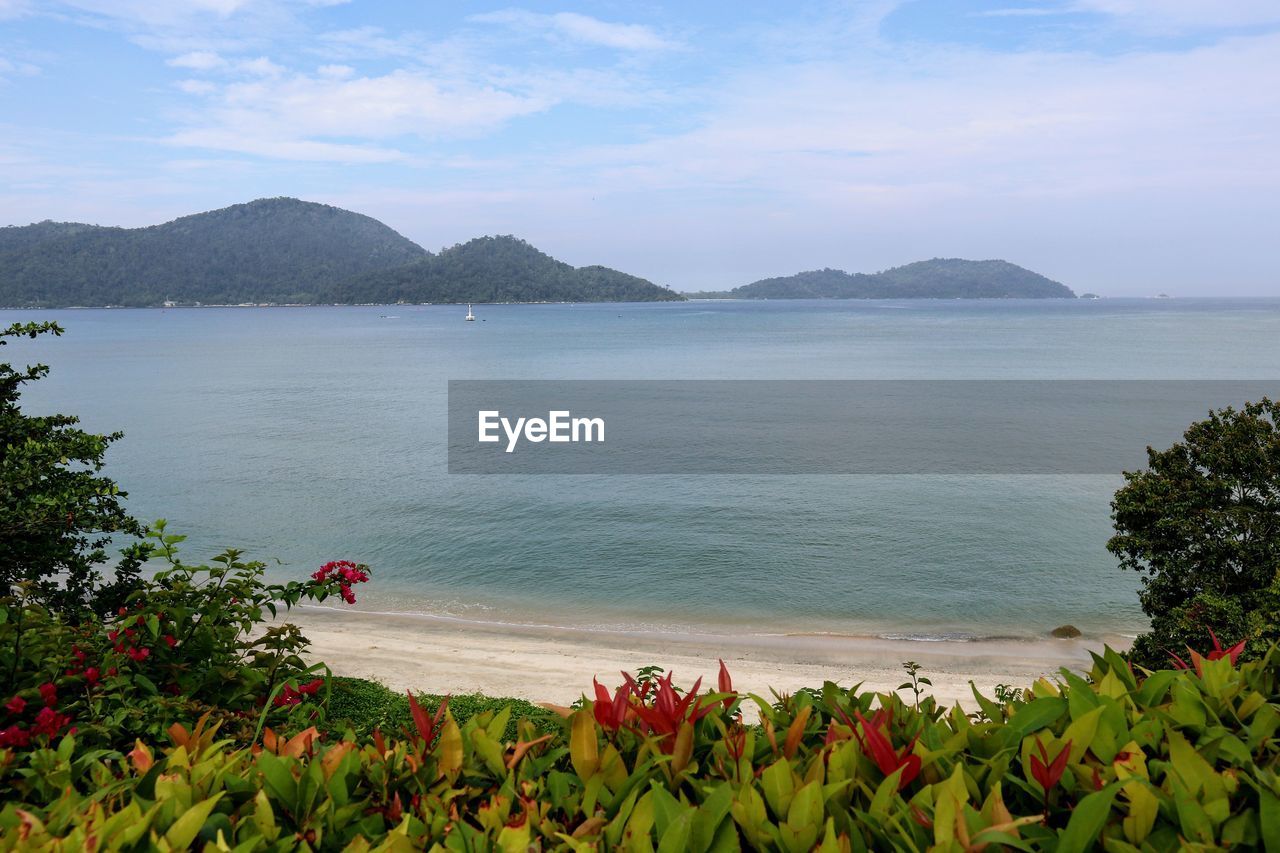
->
[1,1,1278,294]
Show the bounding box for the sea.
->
[7,298,1280,643]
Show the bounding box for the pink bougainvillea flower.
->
[0,725,30,748]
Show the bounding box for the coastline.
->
[285,605,1131,710]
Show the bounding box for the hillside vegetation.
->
[325,235,682,304]
[0,198,426,307]
[695,258,1075,299]
[0,199,681,307]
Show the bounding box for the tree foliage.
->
[1109,398,1280,668]
[0,198,426,307]
[324,235,683,304]
[0,321,145,616]
[0,200,682,307]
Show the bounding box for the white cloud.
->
[167,50,225,69]
[59,0,257,26]
[164,67,553,160]
[558,32,1280,201]
[1073,0,1280,31]
[176,78,216,94]
[976,7,1071,17]
[0,54,39,78]
[316,63,353,78]
[471,9,674,51]
[237,56,284,76]
[164,128,405,162]
[0,0,31,20]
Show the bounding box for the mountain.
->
[0,198,681,307]
[691,259,1075,299]
[323,235,682,304]
[0,198,427,307]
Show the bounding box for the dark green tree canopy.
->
[0,322,145,616]
[0,199,681,307]
[1109,398,1280,667]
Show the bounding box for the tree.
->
[0,321,146,616]
[1108,398,1280,668]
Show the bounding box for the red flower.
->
[163,635,177,648]
[5,696,24,716]
[312,560,370,604]
[850,709,921,790]
[38,683,57,707]
[31,706,71,737]
[0,725,30,748]
[126,646,150,662]
[272,678,326,707]
[85,667,100,686]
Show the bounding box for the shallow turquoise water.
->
[8,298,1280,639]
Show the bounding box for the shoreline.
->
[285,605,1130,710]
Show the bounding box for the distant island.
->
[1,197,1078,307]
[688,259,1075,299]
[0,198,682,307]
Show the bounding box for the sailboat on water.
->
[465,303,475,321]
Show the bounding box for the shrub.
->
[0,523,372,767]
[0,321,147,618]
[3,648,1280,850]
[325,676,560,742]
[1109,397,1280,668]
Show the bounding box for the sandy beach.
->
[285,605,1130,710]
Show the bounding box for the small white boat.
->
[465,303,475,321]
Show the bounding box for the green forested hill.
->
[693,258,1075,299]
[0,198,427,307]
[323,235,682,304]
[0,199,681,306]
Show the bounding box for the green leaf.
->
[1259,788,1280,853]
[1056,783,1120,853]
[569,709,599,779]
[761,758,796,819]
[163,793,223,850]
[690,783,734,853]
[970,681,1003,722]
[787,780,824,833]
[1006,697,1067,738]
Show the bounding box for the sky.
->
[1,1,1278,295]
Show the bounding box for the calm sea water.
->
[7,298,1280,640]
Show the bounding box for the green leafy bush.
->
[0,321,147,617]
[326,676,559,742]
[1110,397,1280,669]
[3,648,1279,850]
[0,525,371,759]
